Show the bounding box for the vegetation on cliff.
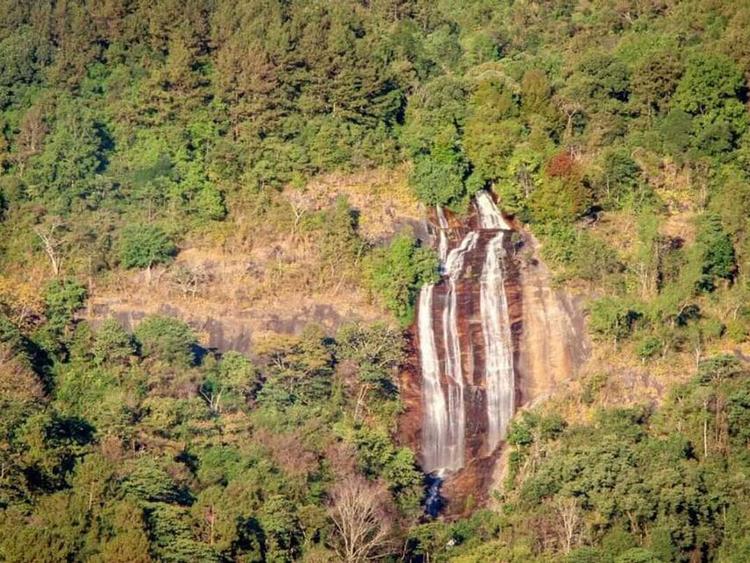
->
[1,0,750,561]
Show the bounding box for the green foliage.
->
[631,51,682,118]
[25,98,108,211]
[0,312,418,559]
[401,76,469,206]
[538,223,622,283]
[119,225,176,270]
[530,175,592,223]
[660,109,694,159]
[2,2,750,561]
[93,319,135,366]
[259,495,302,562]
[464,81,522,188]
[40,279,88,351]
[696,354,744,384]
[674,54,747,142]
[44,278,87,323]
[589,297,642,343]
[495,362,750,562]
[410,148,469,207]
[255,326,334,408]
[200,351,260,413]
[577,53,630,103]
[352,427,424,513]
[364,232,439,326]
[124,458,184,503]
[336,322,404,402]
[694,214,736,292]
[597,148,647,209]
[636,336,662,360]
[310,196,366,283]
[134,316,197,367]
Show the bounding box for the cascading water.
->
[476,191,510,230]
[436,206,449,263]
[418,284,450,472]
[476,193,515,451]
[418,191,515,476]
[419,231,478,472]
[439,230,478,471]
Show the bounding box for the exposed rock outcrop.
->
[399,196,588,516]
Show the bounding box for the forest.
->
[2,0,750,561]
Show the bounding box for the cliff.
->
[399,200,588,516]
[84,168,423,352]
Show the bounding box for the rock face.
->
[515,237,589,408]
[87,299,366,354]
[399,193,587,515]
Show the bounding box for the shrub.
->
[696,354,744,384]
[93,318,135,365]
[119,225,176,270]
[597,148,643,209]
[134,316,196,366]
[589,297,642,344]
[726,319,748,343]
[364,233,439,326]
[44,279,87,332]
[637,335,662,360]
[694,214,736,292]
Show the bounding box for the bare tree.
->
[170,263,211,298]
[554,96,584,141]
[286,189,311,239]
[15,104,48,173]
[554,496,582,554]
[34,218,67,276]
[327,475,394,562]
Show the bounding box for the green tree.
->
[93,318,135,366]
[43,278,87,334]
[589,297,642,345]
[134,316,197,367]
[119,225,176,271]
[631,52,682,119]
[25,98,107,211]
[259,495,301,562]
[255,325,334,408]
[464,80,522,188]
[200,351,260,413]
[596,148,644,209]
[694,213,736,292]
[364,233,439,326]
[673,53,747,150]
[410,144,469,207]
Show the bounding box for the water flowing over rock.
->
[404,190,587,513]
[480,227,514,452]
[418,191,514,474]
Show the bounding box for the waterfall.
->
[436,206,449,263]
[418,284,450,472]
[418,191,514,475]
[476,195,515,451]
[476,191,511,230]
[439,230,478,471]
[419,229,478,472]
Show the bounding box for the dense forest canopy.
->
[2,0,750,561]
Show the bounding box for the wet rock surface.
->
[400,197,588,517]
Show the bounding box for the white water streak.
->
[476,190,511,230]
[439,231,478,471]
[481,232,515,449]
[419,192,514,474]
[475,192,515,451]
[418,284,450,472]
[436,206,449,263]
